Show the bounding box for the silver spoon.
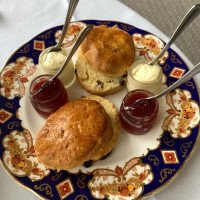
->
[136,62,200,102]
[34,24,93,94]
[149,3,200,65]
[44,0,79,60]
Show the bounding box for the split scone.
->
[34,95,120,170]
[82,95,119,160]
[75,25,135,96]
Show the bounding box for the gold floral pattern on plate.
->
[17,44,30,54]
[162,89,200,138]
[159,168,176,183]
[180,141,193,158]
[0,57,37,99]
[88,158,153,200]
[163,136,175,147]
[171,52,182,64]
[132,33,169,65]
[2,129,50,181]
[148,155,160,166]
[38,30,52,39]
[34,183,54,198]
[55,22,86,49]
[77,175,86,189]
[51,171,62,181]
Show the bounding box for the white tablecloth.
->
[0,0,200,199]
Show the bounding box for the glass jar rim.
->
[29,74,65,104]
[121,89,159,121]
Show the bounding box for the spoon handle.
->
[57,0,80,48]
[149,4,200,65]
[151,62,200,100]
[51,24,93,80]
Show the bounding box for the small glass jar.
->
[126,59,162,95]
[29,75,68,118]
[119,89,159,135]
[38,47,75,88]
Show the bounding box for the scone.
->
[34,96,119,170]
[82,95,120,160]
[75,25,135,96]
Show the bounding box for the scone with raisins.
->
[75,25,135,96]
[34,95,120,170]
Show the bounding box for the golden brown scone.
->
[75,25,135,96]
[81,25,135,77]
[34,99,114,170]
[82,95,120,160]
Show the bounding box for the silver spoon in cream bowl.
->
[135,62,200,103]
[33,24,93,96]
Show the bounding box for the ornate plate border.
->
[0,20,199,200]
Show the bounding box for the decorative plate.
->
[0,20,199,200]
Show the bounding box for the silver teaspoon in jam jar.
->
[149,4,200,65]
[136,62,200,102]
[44,0,79,60]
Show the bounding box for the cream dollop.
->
[43,50,67,70]
[38,47,75,88]
[132,64,161,82]
[126,60,163,94]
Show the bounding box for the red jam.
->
[119,89,159,135]
[29,75,68,118]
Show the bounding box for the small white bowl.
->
[126,59,163,95]
[38,47,76,88]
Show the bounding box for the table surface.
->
[0,0,200,200]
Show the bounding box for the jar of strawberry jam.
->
[119,89,159,135]
[29,75,68,118]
